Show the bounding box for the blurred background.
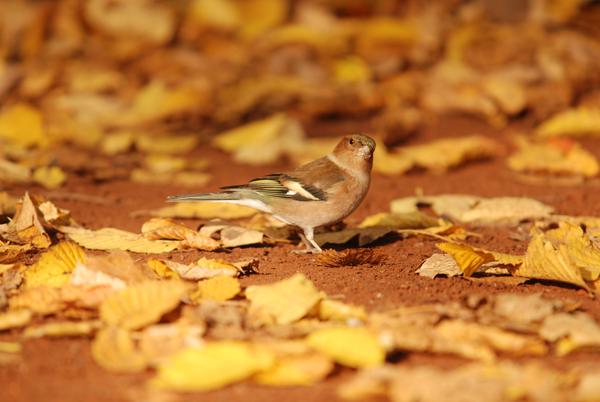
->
[0,0,599,190]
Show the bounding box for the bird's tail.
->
[166,192,241,202]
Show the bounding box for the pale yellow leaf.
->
[60,226,179,253]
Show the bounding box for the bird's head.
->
[334,133,376,159]
[331,134,376,173]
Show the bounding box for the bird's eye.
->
[349,139,354,145]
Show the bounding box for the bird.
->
[167,134,376,253]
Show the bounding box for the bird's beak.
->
[359,145,372,160]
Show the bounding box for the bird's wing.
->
[221,157,345,202]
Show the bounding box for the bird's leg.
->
[293,227,322,254]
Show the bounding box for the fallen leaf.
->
[70,250,154,290]
[151,342,275,391]
[358,211,440,229]
[162,258,241,280]
[133,202,257,220]
[508,137,599,177]
[100,281,188,330]
[318,299,367,322]
[436,242,496,277]
[199,221,264,248]
[254,352,333,386]
[0,309,32,331]
[32,166,67,189]
[0,103,47,147]
[306,327,385,368]
[515,223,596,290]
[212,114,305,165]
[417,253,463,278]
[131,170,211,187]
[246,273,323,325]
[190,276,241,302]
[24,241,86,288]
[135,134,199,155]
[536,107,600,138]
[540,313,600,355]
[91,326,147,373]
[391,195,554,225]
[141,218,219,251]
[139,322,205,366]
[23,320,101,338]
[60,226,179,253]
[3,192,51,248]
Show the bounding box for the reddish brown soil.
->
[2,116,600,402]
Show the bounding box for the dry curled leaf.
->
[190,276,241,302]
[60,226,179,253]
[316,249,386,267]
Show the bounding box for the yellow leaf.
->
[212,114,305,165]
[515,223,599,290]
[391,195,553,225]
[187,0,240,31]
[333,56,371,84]
[405,136,498,172]
[436,243,495,277]
[0,310,32,331]
[306,327,385,368]
[191,276,241,302]
[91,327,147,373]
[70,250,155,289]
[23,320,101,338]
[130,170,211,187]
[100,131,135,155]
[136,202,257,219]
[245,273,323,325]
[60,226,179,253]
[147,259,179,279]
[135,134,199,155]
[254,353,333,386]
[237,0,288,39]
[358,211,439,229]
[508,138,599,177]
[536,107,600,138]
[151,341,275,391]
[32,166,67,189]
[122,81,200,125]
[100,281,188,330]
[0,103,47,147]
[24,241,86,288]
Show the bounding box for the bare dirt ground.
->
[2,116,600,402]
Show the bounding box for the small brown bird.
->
[168,134,376,253]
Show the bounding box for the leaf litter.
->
[2,0,600,400]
